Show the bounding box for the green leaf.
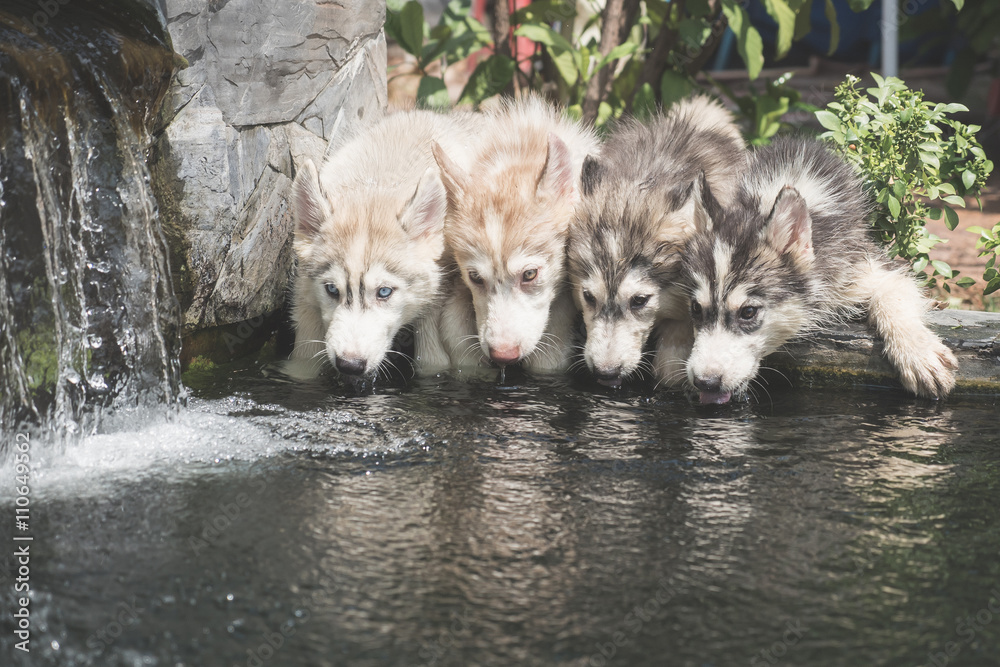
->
[943,206,959,231]
[595,101,615,128]
[514,24,579,85]
[985,277,1000,295]
[962,169,976,190]
[397,1,426,56]
[632,83,657,120]
[661,69,694,109]
[597,41,640,70]
[950,0,964,9]
[931,260,953,277]
[511,0,577,25]
[762,0,796,59]
[887,194,901,218]
[943,195,966,207]
[722,0,764,80]
[815,110,842,132]
[956,276,976,287]
[416,75,450,109]
[458,55,515,106]
[514,23,573,51]
[794,1,811,41]
[824,0,840,55]
[912,257,928,274]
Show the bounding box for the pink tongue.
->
[699,391,732,405]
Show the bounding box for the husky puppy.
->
[566,97,746,387]
[289,111,475,379]
[682,135,959,403]
[427,96,599,372]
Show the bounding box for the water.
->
[2,367,998,666]
[0,0,181,431]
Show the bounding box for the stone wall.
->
[151,0,387,332]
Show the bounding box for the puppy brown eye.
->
[522,269,538,282]
[630,295,650,310]
[583,290,596,306]
[691,301,702,317]
[739,305,759,320]
[468,270,484,286]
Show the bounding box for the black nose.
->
[335,356,367,376]
[593,366,623,386]
[694,375,723,393]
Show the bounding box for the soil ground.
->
[387,46,1000,310]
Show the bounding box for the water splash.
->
[0,1,182,436]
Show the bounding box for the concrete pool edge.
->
[767,310,1000,396]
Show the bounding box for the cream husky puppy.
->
[425,97,599,373]
[289,111,475,379]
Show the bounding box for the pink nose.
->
[489,345,521,365]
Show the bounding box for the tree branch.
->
[581,0,640,124]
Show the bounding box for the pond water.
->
[2,365,999,667]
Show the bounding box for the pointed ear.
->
[764,186,813,262]
[431,141,466,210]
[399,167,447,245]
[536,132,574,200]
[580,155,603,197]
[672,172,716,234]
[291,159,331,238]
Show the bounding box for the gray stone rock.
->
[770,310,1000,394]
[152,0,387,332]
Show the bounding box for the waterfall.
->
[0,0,182,434]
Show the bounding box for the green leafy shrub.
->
[966,224,1000,295]
[710,72,819,145]
[816,74,994,292]
[386,0,847,126]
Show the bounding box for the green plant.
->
[966,223,1000,295]
[385,0,500,108]
[710,71,819,145]
[386,0,850,126]
[816,73,994,292]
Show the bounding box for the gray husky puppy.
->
[682,136,958,403]
[567,96,746,387]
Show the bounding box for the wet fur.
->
[289,110,476,379]
[683,135,958,401]
[567,96,746,386]
[423,96,600,373]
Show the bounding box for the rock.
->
[152,0,387,332]
[769,310,1000,395]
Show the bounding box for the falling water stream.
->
[0,0,180,433]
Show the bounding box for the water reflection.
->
[0,376,997,666]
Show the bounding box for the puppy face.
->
[292,161,446,377]
[683,187,815,403]
[434,134,575,367]
[567,166,710,386]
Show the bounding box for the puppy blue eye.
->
[377,286,393,299]
[325,284,340,298]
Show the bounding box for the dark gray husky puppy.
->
[567,96,746,387]
[682,136,958,404]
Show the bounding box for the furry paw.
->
[896,339,958,399]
